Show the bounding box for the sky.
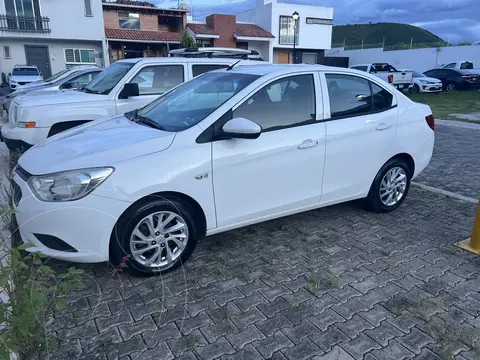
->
[152,0,480,43]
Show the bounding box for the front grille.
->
[18,82,26,85]
[15,166,31,181]
[12,180,22,207]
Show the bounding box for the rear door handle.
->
[298,139,319,149]
[376,122,391,131]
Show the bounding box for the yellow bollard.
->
[455,200,480,254]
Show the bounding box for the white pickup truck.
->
[442,61,476,70]
[350,63,413,91]
[1,51,263,151]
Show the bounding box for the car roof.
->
[13,65,38,69]
[217,64,348,76]
[114,57,265,65]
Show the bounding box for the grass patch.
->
[407,91,480,122]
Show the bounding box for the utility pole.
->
[361,39,364,49]
[410,37,413,49]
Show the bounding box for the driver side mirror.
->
[61,82,74,90]
[222,118,261,139]
[119,83,139,99]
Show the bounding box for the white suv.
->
[9,65,43,91]
[2,53,263,151]
[13,65,435,276]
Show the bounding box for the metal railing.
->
[0,14,51,33]
[331,40,478,51]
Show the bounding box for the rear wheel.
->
[111,198,199,276]
[365,158,411,213]
[445,83,457,92]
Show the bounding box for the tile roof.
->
[105,28,181,42]
[102,0,156,7]
[186,23,219,36]
[235,23,274,38]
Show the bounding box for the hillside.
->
[332,23,444,46]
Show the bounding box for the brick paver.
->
[41,125,480,360]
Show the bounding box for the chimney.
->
[205,14,237,48]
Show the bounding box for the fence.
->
[331,40,478,51]
[0,14,51,33]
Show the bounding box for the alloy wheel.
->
[129,211,189,268]
[379,167,407,206]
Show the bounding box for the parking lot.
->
[33,120,479,360]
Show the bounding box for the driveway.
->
[18,123,480,360]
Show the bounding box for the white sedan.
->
[404,69,443,93]
[13,65,435,276]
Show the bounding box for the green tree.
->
[180,29,197,49]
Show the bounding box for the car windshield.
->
[43,68,71,82]
[12,68,39,76]
[412,71,425,78]
[84,62,135,94]
[133,71,260,132]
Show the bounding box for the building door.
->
[302,53,317,64]
[24,45,51,78]
[277,51,290,64]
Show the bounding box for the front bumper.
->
[1,122,50,150]
[13,172,129,263]
[420,84,442,92]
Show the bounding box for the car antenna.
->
[226,59,242,71]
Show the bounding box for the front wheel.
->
[365,159,411,213]
[410,84,420,93]
[445,83,457,92]
[112,198,199,276]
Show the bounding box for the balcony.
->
[0,14,51,33]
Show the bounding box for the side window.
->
[352,66,368,72]
[444,63,455,69]
[326,74,372,118]
[192,64,229,77]
[233,74,315,132]
[371,82,393,111]
[131,65,184,95]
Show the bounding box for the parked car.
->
[442,61,475,70]
[423,68,480,92]
[3,67,102,114]
[350,63,413,91]
[400,69,442,93]
[12,64,435,276]
[16,65,98,90]
[9,65,43,91]
[2,50,264,151]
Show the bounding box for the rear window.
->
[12,68,39,76]
[192,64,229,77]
[460,62,474,70]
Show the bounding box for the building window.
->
[84,0,93,16]
[119,12,140,29]
[3,46,11,59]
[279,16,299,45]
[306,17,333,25]
[64,48,96,64]
[4,0,42,30]
[196,39,214,47]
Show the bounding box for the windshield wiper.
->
[126,109,166,131]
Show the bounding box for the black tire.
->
[365,158,411,213]
[410,84,420,93]
[111,198,199,276]
[445,83,457,92]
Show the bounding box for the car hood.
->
[14,89,105,107]
[7,84,53,98]
[11,75,42,83]
[417,77,441,83]
[18,115,176,175]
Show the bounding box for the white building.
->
[0,0,108,79]
[238,0,334,64]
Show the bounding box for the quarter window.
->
[326,74,394,119]
[192,64,229,77]
[130,65,184,95]
[233,74,315,131]
[119,12,140,29]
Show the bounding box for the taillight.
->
[387,74,393,83]
[425,114,435,131]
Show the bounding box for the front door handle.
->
[376,122,391,131]
[298,139,319,149]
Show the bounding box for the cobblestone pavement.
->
[46,186,480,360]
[414,124,480,199]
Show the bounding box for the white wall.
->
[247,40,270,61]
[326,45,480,72]
[0,39,103,75]
[0,0,105,41]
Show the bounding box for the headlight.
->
[27,167,114,202]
